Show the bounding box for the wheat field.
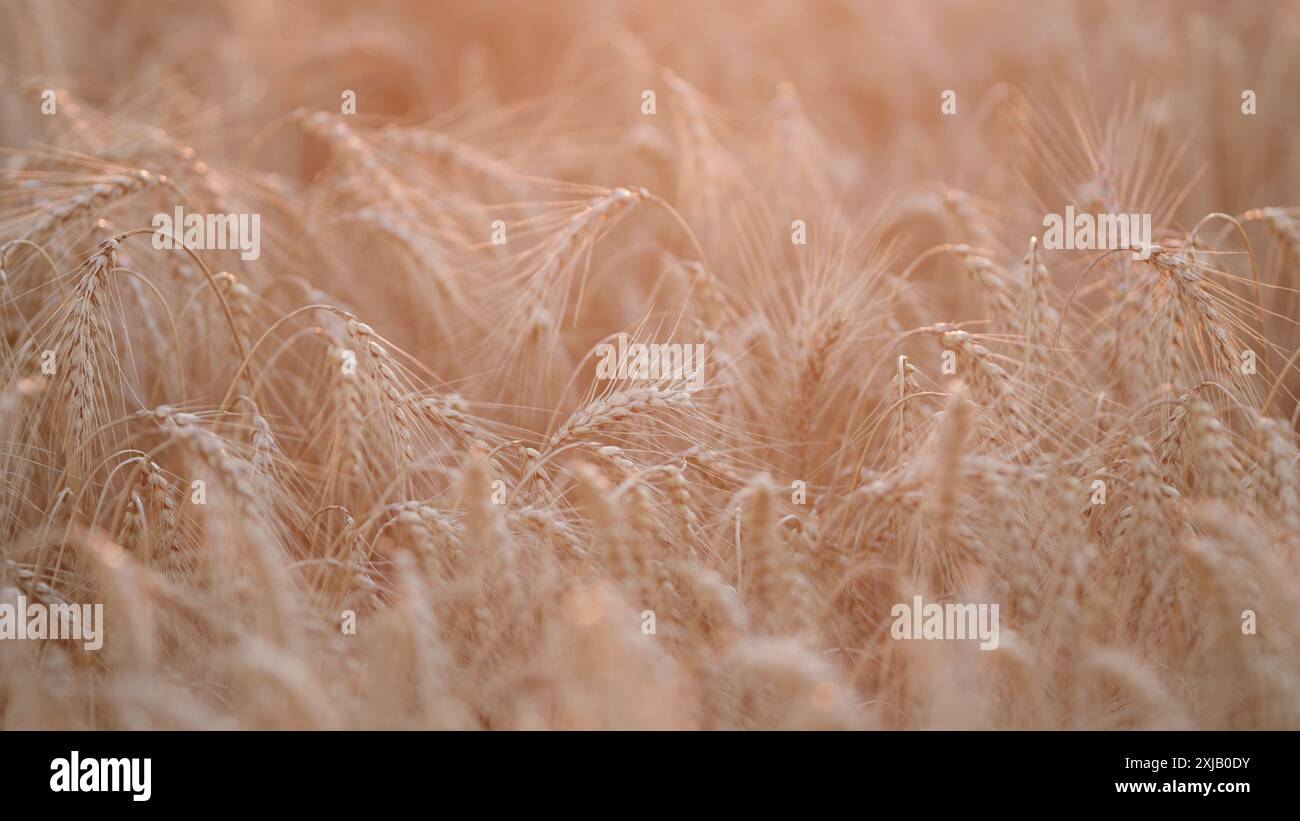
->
[1,0,1298,730]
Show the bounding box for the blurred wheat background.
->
[1,0,1299,729]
